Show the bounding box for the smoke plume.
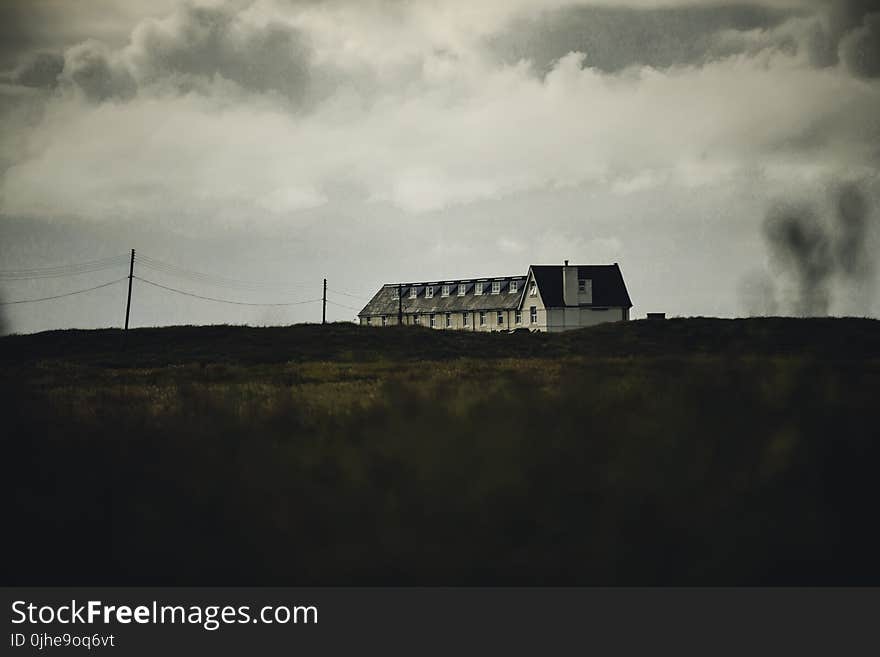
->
[754,182,875,317]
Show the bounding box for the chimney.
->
[562,260,578,306]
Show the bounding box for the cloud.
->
[2,51,64,88]
[4,32,879,223]
[839,11,880,78]
[61,40,137,102]
[487,2,797,74]
[123,2,311,100]
[1,1,879,225]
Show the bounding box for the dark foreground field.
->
[3,318,879,585]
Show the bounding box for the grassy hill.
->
[2,316,879,365]
[2,317,879,585]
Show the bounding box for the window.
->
[530,306,537,324]
[515,310,522,324]
[475,282,484,295]
[409,287,417,299]
[510,280,518,294]
[496,311,504,325]
[445,313,451,328]
[413,314,420,325]
[462,312,469,327]
[365,316,371,325]
[382,315,387,326]
[578,279,587,293]
[458,284,466,296]
[479,311,486,326]
[491,281,501,294]
[426,286,434,298]
[429,313,436,328]
[529,283,537,297]
[392,287,399,300]
[442,285,450,297]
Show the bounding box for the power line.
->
[134,253,320,291]
[0,278,128,305]
[325,299,362,312]
[0,254,128,274]
[327,287,372,301]
[0,255,130,280]
[1,251,362,322]
[133,276,323,307]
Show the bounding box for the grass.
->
[2,317,879,584]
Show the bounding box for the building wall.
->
[545,306,626,332]
[362,305,623,331]
[361,307,536,331]
[521,270,548,331]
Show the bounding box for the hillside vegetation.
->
[2,318,879,584]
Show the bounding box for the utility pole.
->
[322,278,327,325]
[124,248,135,331]
[397,284,403,326]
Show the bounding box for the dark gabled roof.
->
[530,264,632,308]
[359,277,527,316]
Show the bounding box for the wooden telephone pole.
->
[124,248,134,331]
[322,278,327,324]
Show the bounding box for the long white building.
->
[358,262,633,332]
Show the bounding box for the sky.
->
[1,0,879,333]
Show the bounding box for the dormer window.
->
[529,283,537,297]
[441,285,450,297]
[392,287,399,300]
[426,286,434,298]
[510,280,518,294]
[458,284,466,296]
[491,281,501,294]
[475,282,484,296]
[409,287,417,299]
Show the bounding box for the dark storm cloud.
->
[487,3,796,74]
[839,11,880,77]
[125,3,311,100]
[0,0,176,72]
[10,51,64,88]
[488,1,880,79]
[1,1,311,102]
[61,41,137,102]
[800,0,880,72]
[0,51,63,88]
[759,182,875,316]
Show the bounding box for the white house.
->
[357,262,633,332]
